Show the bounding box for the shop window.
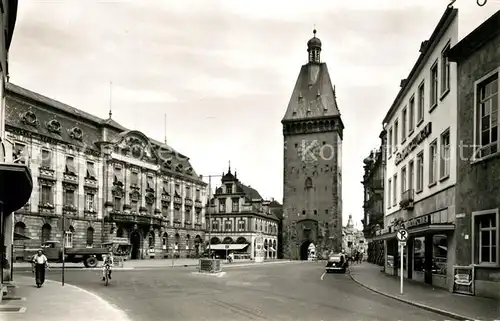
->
[413,237,425,272]
[432,234,447,275]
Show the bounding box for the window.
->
[388,128,393,155]
[473,211,499,265]
[441,43,450,95]
[429,140,438,185]
[418,82,425,123]
[314,210,317,215]
[416,152,424,192]
[175,184,180,193]
[475,72,498,159]
[393,174,397,206]
[433,234,447,275]
[114,197,121,211]
[196,189,200,200]
[41,185,53,205]
[64,228,74,248]
[440,130,451,179]
[41,150,51,168]
[162,205,168,217]
[430,61,438,108]
[212,221,219,231]
[185,186,191,198]
[224,220,232,231]
[63,189,75,207]
[86,227,94,247]
[131,200,138,213]
[86,162,96,179]
[232,198,239,212]
[219,200,226,213]
[305,177,313,188]
[131,172,139,186]
[394,120,399,150]
[162,180,169,193]
[146,203,153,214]
[84,192,95,212]
[114,166,122,183]
[174,208,181,221]
[402,108,407,142]
[387,179,392,209]
[408,160,414,191]
[66,156,76,175]
[226,184,232,194]
[238,220,245,231]
[401,166,407,193]
[147,176,154,189]
[13,143,26,164]
[409,96,415,133]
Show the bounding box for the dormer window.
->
[70,127,83,141]
[176,163,183,172]
[47,119,61,134]
[219,200,226,213]
[226,184,232,194]
[65,156,76,175]
[21,111,38,127]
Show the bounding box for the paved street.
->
[15,261,455,321]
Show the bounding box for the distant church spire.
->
[307,28,322,63]
[228,160,231,173]
[108,81,113,119]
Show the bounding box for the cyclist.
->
[101,250,114,281]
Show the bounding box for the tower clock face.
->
[297,140,321,164]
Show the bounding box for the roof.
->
[5,83,204,184]
[282,62,341,122]
[448,10,500,62]
[238,183,262,200]
[383,7,458,124]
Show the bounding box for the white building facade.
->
[374,7,459,291]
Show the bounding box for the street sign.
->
[396,229,409,242]
[399,241,407,247]
[225,245,229,249]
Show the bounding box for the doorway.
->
[130,231,141,260]
[300,241,312,260]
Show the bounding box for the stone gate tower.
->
[282,30,344,260]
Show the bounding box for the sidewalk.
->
[349,263,500,321]
[14,258,292,270]
[0,276,130,321]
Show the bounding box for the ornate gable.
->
[113,131,156,161]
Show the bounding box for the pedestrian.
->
[32,250,49,288]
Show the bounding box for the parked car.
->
[325,253,348,273]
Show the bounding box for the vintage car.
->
[325,253,348,273]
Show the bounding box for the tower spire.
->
[164,113,167,145]
[108,81,113,119]
[307,28,322,63]
[228,160,231,173]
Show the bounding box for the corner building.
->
[448,10,500,300]
[374,7,459,291]
[8,83,208,260]
[206,167,280,260]
[282,30,344,260]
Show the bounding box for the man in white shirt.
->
[102,250,114,281]
[32,250,49,288]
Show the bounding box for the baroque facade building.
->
[282,30,344,260]
[342,214,367,258]
[206,167,279,260]
[375,7,459,291]
[448,10,500,300]
[8,83,208,260]
[361,132,385,265]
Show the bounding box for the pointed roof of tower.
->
[347,214,354,228]
[282,30,341,122]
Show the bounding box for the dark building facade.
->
[282,30,344,260]
[8,83,208,261]
[361,130,386,265]
[448,10,500,300]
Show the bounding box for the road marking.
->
[320,272,326,280]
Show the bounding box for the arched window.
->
[86,227,94,247]
[305,177,313,189]
[148,232,155,248]
[162,232,168,251]
[186,234,191,250]
[116,228,124,238]
[41,224,51,244]
[14,222,26,246]
[65,226,75,248]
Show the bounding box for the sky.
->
[9,0,499,225]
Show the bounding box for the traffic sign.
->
[399,241,407,247]
[225,244,229,249]
[396,229,409,242]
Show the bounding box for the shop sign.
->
[452,266,475,295]
[395,122,432,165]
[405,214,430,229]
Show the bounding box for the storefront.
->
[375,210,456,291]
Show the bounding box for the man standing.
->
[32,250,49,288]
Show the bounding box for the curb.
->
[348,271,473,321]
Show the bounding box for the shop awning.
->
[14,232,31,240]
[209,244,249,251]
[0,163,33,214]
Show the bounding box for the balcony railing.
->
[400,189,415,209]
